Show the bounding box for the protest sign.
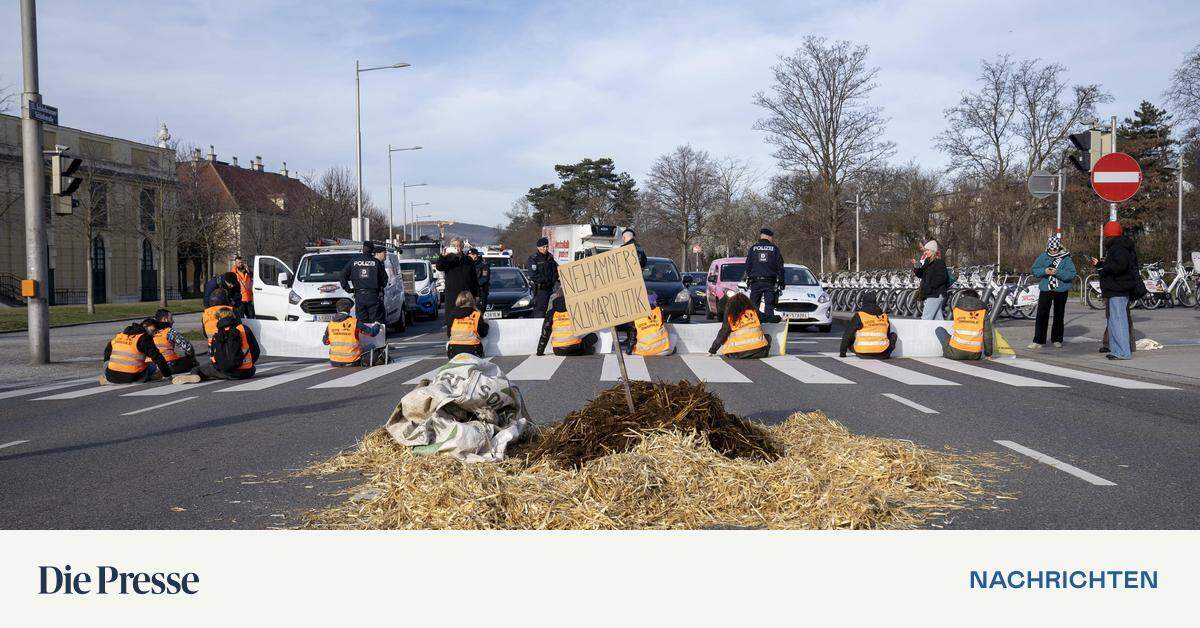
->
[557,246,650,336]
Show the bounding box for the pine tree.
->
[1116,101,1178,260]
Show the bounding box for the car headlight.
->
[419,286,431,296]
[818,293,829,304]
[514,295,531,308]
[288,290,301,305]
[675,289,690,303]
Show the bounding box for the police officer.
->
[526,237,558,317]
[744,227,784,322]
[339,241,389,326]
[468,247,490,311]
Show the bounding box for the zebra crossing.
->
[6,352,1180,405]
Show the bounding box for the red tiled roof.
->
[178,160,315,212]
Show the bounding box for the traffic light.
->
[51,153,82,197]
[1068,129,1112,173]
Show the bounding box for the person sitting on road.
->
[153,308,197,375]
[631,292,675,356]
[101,318,175,385]
[446,291,490,359]
[839,291,896,359]
[176,313,260,384]
[708,292,770,359]
[536,294,597,357]
[935,289,993,361]
[323,298,381,367]
[202,271,242,310]
[202,288,240,344]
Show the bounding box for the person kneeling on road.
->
[101,318,176,385]
[446,291,490,359]
[153,309,197,375]
[536,293,597,357]
[935,289,993,360]
[708,292,770,359]
[323,298,381,367]
[202,288,239,343]
[631,293,674,356]
[839,292,896,359]
[174,313,260,384]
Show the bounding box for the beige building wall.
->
[0,114,179,304]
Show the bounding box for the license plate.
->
[313,314,335,322]
[780,311,804,320]
[483,311,503,319]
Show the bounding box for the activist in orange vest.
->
[147,309,198,375]
[322,299,382,366]
[632,293,674,356]
[536,294,598,357]
[839,292,896,358]
[708,292,770,359]
[202,288,239,343]
[232,255,255,319]
[447,292,490,358]
[936,290,993,360]
[101,319,174,385]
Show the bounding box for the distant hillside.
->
[412,221,501,246]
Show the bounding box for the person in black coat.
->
[339,241,389,325]
[467,248,490,311]
[912,240,949,320]
[1091,222,1138,360]
[202,272,242,309]
[526,237,558,318]
[435,238,480,327]
[744,228,784,321]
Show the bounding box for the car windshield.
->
[784,267,818,286]
[718,263,746,282]
[643,260,681,283]
[490,268,528,290]
[297,254,356,282]
[399,262,428,282]
[684,272,707,285]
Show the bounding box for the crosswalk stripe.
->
[913,358,1067,387]
[0,377,95,400]
[999,358,1178,390]
[218,364,331,392]
[507,355,565,381]
[402,358,490,385]
[601,354,651,381]
[680,355,752,383]
[309,357,427,389]
[820,353,958,386]
[35,382,139,400]
[121,363,294,397]
[763,356,853,384]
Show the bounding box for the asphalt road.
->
[1,310,1197,530]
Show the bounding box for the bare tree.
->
[176,146,234,280]
[934,55,1019,183]
[1166,44,1200,126]
[0,76,16,114]
[125,144,184,307]
[753,36,896,271]
[68,161,116,313]
[643,144,720,265]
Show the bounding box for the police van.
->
[250,241,412,331]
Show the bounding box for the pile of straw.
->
[303,382,992,530]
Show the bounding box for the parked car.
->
[399,259,439,320]
[643,257,691,322]
[704,257,747,319]
[771,264,832,332]
[483,266,534,319]
[681,272,708,313]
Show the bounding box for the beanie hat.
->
[923,240,939,253]
[1046,235,1063,251]
[536,237,549,247]
[1103,221,1123,238]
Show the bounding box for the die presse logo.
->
[39,564,199,595]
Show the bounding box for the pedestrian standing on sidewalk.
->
[1028,235,1076,349]
[912,240,949,320]
[1091,221,1139,360]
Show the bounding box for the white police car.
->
[775,264,831,332]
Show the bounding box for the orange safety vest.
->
[633,307,671,356]
[209,322,254,370]
[151,328,180,362]
[853,311,890,354]
[108,332,149,374]
[449,311,482,346]
[233,265,253,303]
[203,305,236,342]
[719,310,768,355]
[550,310,582,348]
[948,307,985,353]
[327,317,365,364]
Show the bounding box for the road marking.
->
[121,363,292,396]
[34,382,138,400]
[763,356,853,384]
[999,358,1178,390]
[391,341,444,346]
[601,354,651,381]
[121,396,197,416]
[218,364,331,392]
[914,358,1067,387]
[882,393,938,414]
[0,377,95,400]
[0,440,30,451]
[820,353,959,386]
[680,355,752,383]
[309,357,427,388]
[994,440,1116,486]
[403,358,487,384]
[507,355,566,381]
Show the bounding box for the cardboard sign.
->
[558,245,650,335]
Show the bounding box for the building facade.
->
[0,114,179,304]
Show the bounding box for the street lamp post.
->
[387,145,421,243]
[412,208,432,238]
[845,193,864,273]
[402,182,427,240]
[355,60,410,233]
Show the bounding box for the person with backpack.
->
[322,299,381,367]
[100,318,175,385]
[839,292,897,359]
[153,309,197,375]
[446,291,490,358]
[202,288,239,343]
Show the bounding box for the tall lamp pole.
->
[20,0,49,363]
[355,60,410,233]
[412,208,431,238]
[387,145,421,243]
[402,182,427,240]
[845,193,864,272]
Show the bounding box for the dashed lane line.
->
[882,393,939,414]
[120,396,197,416]
[0,440,30,451]
[994,440,1117,486]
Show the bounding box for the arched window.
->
[141,239,155,270]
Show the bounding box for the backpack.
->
[211,324,245,372]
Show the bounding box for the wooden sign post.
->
[556,246,650,413]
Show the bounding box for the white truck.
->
[540,224,626,264]
[250,242,412,331]
[479,244,513,267]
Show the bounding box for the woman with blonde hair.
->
[446,291,489,358]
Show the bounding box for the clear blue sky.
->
[3,0,1198,227]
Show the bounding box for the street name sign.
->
[1091,152,1141,203]
[1027,170,1057,199]
[26,101,58,125]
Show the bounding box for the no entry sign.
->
[1090,152,1141,203]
